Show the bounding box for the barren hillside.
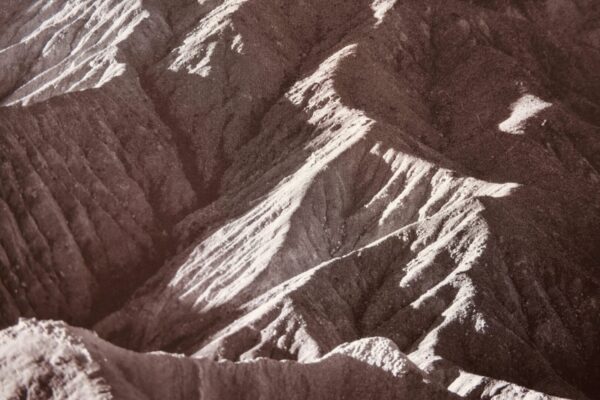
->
[0,0,599,399]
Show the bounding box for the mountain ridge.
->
[0,0,599,399]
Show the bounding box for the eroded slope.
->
[0,0,599,399]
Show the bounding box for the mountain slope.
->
[0,0,599,399]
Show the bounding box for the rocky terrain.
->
[0,0,599,399]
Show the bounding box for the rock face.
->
[0,0,599,399]
[0,319,457,400]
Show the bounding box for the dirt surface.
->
[0,0,599,399]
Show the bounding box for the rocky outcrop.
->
[0,319,458,400]
[0,0,599,399]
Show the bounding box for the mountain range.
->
[0,0,599,398]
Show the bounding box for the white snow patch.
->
[498,94,551,135]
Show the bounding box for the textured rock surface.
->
[0,319,457,400]
[0,84,196,326]
[0,0,599,399]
